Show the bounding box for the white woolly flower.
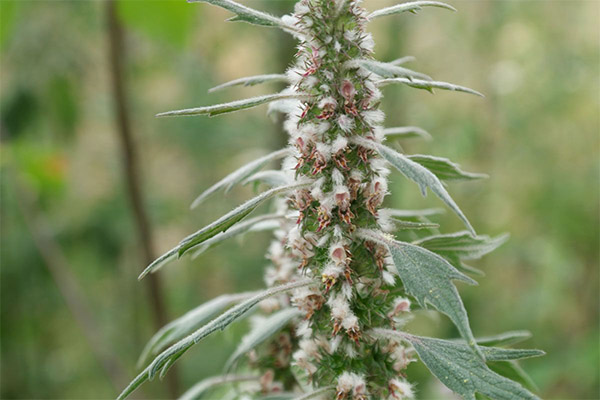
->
[286,66,304,85]
[389,379,414,399]
[334,41,342,52]
[344,29,358,42]
[323,70,335,81]
[318,96,337,110]
[360,32,375,52]
[315,142,332,160]
[320,83,332,92]
[382,270,396,286]
[332,136,348,154]
[304,75,318,89]
[294,1,309,15]
[329,241,348,266]
[296,319,312,338]
[338,114,355,133]
[332,168,345,186]
[390,297,411,316]
[327,293,351,321]
[362,109,385,125]
[311,177,326,201]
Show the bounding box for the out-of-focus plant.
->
[118,1,543,399]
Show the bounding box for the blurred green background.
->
[1,0,598,399]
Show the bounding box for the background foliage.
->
[1,0,598,399]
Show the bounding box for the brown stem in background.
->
[14,177,129,394]
[105,1,180,397]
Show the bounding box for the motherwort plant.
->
[118,1,543,399]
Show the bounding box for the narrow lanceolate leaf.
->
[371,233,482,359]
[179,182,309,255]
[117,279,315,400]
[140,182,309,279]
[481,346,545,362]
[179,375,258,400]
[382,208,445,218]
[243,170,291,188]
[293,386,336,400]
[408,155,488,181]
[368,1,456,20]
[157,93,304,117]
[138,292,256,366]
[209,74,288,93]
[475,331,533,347]
[188,0,282,27]
[392,219,439,230]
[371,141,475,234]
[415,231,509,261]
[384,126,432,141]
[191,214,285,259]
[371,330,542,400]
[357,59,431,81]
[225,308,301,370]
[390,56,416,66]
[488,361,540,392]
[191,149,289,209]
[377,77,484,97]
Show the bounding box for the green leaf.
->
[372,141,475,234]
[392,219,440,230]
[190,149,289,209]
[382,208,445,218]
[366,232,482,358]
[117,0,195,48]
[384,126,432,141]
[414,231,509,261]
[225,308,301,370]
[372,330,541,400]
[137,292,257,366]
[357,59,431,80]
[293,387,336,400]
[117,279,314,400]
[488,361,540,392]
[191,213,285,259]
[378,77,484,97]
[179,375,258,400]
[368,1,456,20]
[156,93,304,117]
[407,155,488,181]
[482,346,545,362]
[209,73,289,93]
[139,182,309,279]
[389,56,416,65]
[474,331,533,347]
[243,170,291,188]
[188,0,283,27]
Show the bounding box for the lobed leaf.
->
[357,59,431,81]
[225,308,301,371]
[408,154,488,181]
[209,73,289,93]
[384,126,432,141]
[368,1,456,20]
[117,279,315,400]
[377,77,484,97]
[138,292,257,366]
[191,149,289,209]
[361,230,482,358]
[370,141,475,234]
[179,375,258,400]
[371,330,542,400]
[157,93,304,117]
[188,0,282,27]
[140,182,309,279]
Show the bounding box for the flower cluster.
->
[256,1,416,398]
